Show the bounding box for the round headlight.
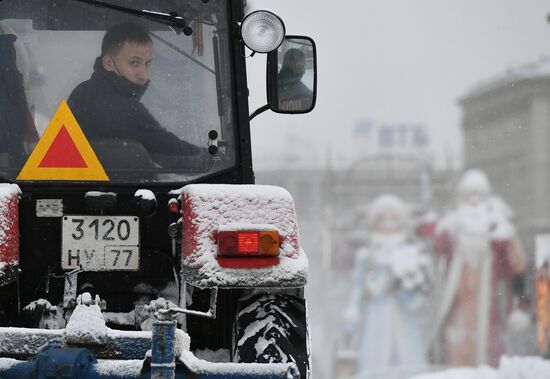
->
[241,10,285,53]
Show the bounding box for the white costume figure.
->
[433,169,526,366]
[343,194,430,376]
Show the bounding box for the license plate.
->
[62,215,140,271]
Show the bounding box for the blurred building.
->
[326,153,454,271]
[459,57,550,255]
[256,151,455,272]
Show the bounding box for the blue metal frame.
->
[151,321,176,379]
[0,319,300,379]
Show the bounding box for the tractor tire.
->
[232,292,310,378]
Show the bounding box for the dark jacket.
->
[67,58,201,159]
[276,67,313,111]
[0,34,37,166]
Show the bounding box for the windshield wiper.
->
[69,0,193,35]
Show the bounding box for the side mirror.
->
[267,36,317,114]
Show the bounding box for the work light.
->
[241,10,285,53]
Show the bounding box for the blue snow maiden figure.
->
[342,194,431,377]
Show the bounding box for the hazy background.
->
[244,2,550,378]
[246,0,550,170]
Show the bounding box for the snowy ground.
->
[410,356,550,379]
[324,356,550,379]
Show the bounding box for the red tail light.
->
[238,232,259,253]
[218,230,279,257]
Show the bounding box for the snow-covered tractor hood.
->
[179,184,308,288]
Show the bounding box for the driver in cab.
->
[277,48,313,112]
[67,22,202,169]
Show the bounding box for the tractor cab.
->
[1,0,238,182]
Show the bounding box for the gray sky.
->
[246,1,550,171]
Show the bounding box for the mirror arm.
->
[249,104,270,121]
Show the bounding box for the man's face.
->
[291,59,306,77]
[103,41,153,86]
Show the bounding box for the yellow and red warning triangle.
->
[17,100,109,181]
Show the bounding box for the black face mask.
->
[93,57,150,100]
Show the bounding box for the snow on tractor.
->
[0,1,317,378]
